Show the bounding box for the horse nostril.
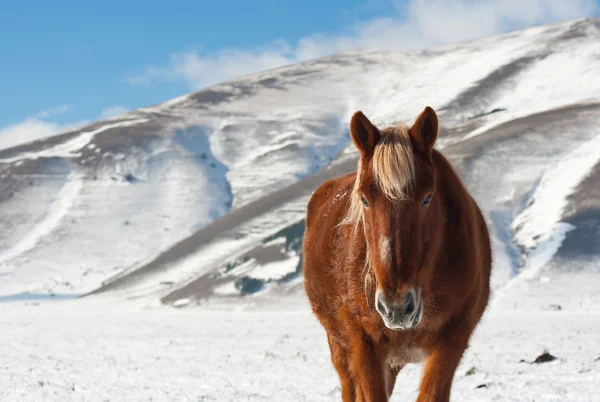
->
[376,293,388,315]
[403,292,416,316]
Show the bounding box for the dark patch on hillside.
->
[160,219,306,302]
[556,161,600,260]
[439,55,546,119]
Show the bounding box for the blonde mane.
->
[343,123,415,229]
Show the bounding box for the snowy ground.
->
[1,288,598,402]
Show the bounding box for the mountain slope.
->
[1,18,599,304]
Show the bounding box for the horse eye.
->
[421,194,432,208]
[360,196,369,208]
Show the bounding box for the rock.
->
[465,366,476,376]
[124,173,140,183]
[234,276,265,295]
[476,383,488,389]
[533,351,557,364]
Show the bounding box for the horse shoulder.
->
[306,173,355,230]
[304,174,356,313]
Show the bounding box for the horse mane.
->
[343,123,415,229]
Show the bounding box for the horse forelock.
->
[343,123,415,229]
[372,124,415,201]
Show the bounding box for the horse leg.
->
[416,341,468,402]
[327,335,356,402]
[348,336,388,402]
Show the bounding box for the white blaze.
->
[379,236,391,265]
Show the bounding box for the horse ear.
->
[410,106,438,154]
[350,111,381,157]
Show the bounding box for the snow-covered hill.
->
[1,18,599,306]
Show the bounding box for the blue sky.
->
[0,0,393,128]
[1,0,598,149]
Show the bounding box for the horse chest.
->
[385,345,429,368]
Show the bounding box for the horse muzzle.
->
[375,287,423,331]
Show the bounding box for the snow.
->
[213,281,239,296]
[247,255,300,281]
[460,30,600,142]
[135,238,255,298]
[0,119,149,164]
[511,132,600,281]
[0,139,233,296]
[0,175,82,269]
[0,296,598,402]
[115,193,309,300]
[138,92,192,113]
[172,297,191,307]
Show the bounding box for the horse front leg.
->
[416,341,468,402]
[327,335,356,402]
[348,336,388,402]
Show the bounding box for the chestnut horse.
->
[303,107,491,402]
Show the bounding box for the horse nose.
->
[375,289,421,330]
[376,290,416,317]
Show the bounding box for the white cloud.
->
[0,105,129,152]
[100,105,129,119]
[126,41,295,89]
[126,0,598,90]
[0,118,83,151]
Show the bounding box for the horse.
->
[302,106,491,402]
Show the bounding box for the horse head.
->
[347,107,443,331]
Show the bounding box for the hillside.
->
[0,18,599,308]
